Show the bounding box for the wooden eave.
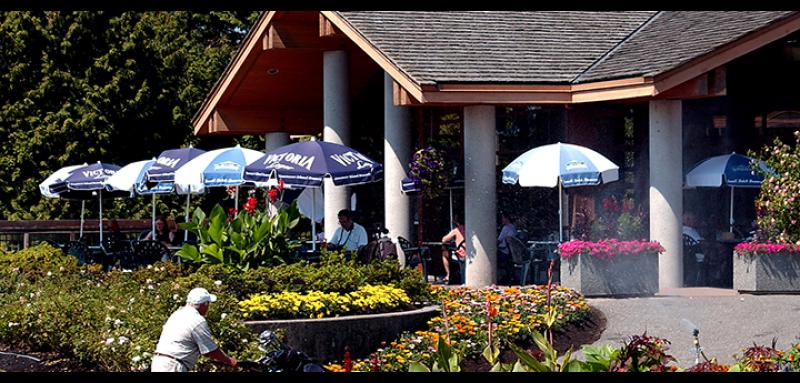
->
[193,11,800,135]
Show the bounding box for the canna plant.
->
[176,201,301,271]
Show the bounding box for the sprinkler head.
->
[693,328,699,337]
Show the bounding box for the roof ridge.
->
[571,11,663,84]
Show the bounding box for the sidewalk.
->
[582,289,800,368]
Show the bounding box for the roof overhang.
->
[192,11,800,135]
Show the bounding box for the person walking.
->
[151,287,237,372]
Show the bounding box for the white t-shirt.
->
[683,225,703,242]
[154,305,218,370]
[329,222,368,252]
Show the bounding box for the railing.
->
[0,220,152,251]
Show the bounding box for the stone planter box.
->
[244,305,439,362]
[734,252,800,293]
[560,252,659,297]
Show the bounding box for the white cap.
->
[186,287,217,305]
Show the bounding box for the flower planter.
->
[244,305,439,362]
[559,240,664,297]
[734,252,800,293]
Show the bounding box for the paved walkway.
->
[582,288,800,368]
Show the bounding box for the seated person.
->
[682,212,703,242]
[326,209,368,253]
[166,217,183,246]
[144,216,175,248]
[497,212,517,284]
[440,215,466,284]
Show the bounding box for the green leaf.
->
[407,361,431,372]
[509,342,549,372]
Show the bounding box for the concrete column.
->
[464,105,497,287]
[323,50,351,238]
[649,100,683,290]
[265,132,290,153]
[383,73,412,267]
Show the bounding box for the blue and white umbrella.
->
[243,140,383,250]
[502,142,619,242]
[243,140,383,188]
[685,152,773,232]
[45,162,124,243]
[174,145,263,211]
[103,159,169,236]
[145,147,207,241]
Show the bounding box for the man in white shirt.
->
[326,209,368,253]
[683,212,704,242]
[151,287,237,372]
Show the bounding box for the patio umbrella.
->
[684,152,772,232]
[502,142,620,242]
[173,145,263,213]
[40,164,88,236]
[243,140,383,250]
[103,158,172,236]
[47,162,125,243]
[144,147,207,242]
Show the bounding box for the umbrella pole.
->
[730,187,735,233]
[449,188,454,229]
[184,194,190,243]
[558,180,563,243]
[235,186,239,214]
[99,190,103,244]
[80,200,85,239]
[312,188,317,251]
[151,193,156,236]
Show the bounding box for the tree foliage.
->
[751,131,800,243]
[0,11,262,220]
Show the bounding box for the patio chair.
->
[683,234,705,286]
[131,240,171,267]
[507,236,532,285]
[63,240,93,265]
[529,244,550,285]
[397,236,430,282]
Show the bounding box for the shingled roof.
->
[337,11,798,85]
[339,11,657,85]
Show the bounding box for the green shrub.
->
[750,131,800,243]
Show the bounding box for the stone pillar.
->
[383,73,412,267]
[265,132,290,153]
[323,50,351,239]
[463,105,497,287]
[649,100,683,290]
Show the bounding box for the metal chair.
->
[507,236,532,285]
[131,240,171,267]
[63,240,93,265]
[683,234,705,286]
[397,236,430,281]
[529,244,550,285]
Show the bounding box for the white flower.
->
[172,294,179,301]
[105,338,115,345]
[142,352,151,358]
[132,356,142,363]
[59,266,65,272]
[148,285,154,290]
[135,345,142,351]
[147,265,153,269]
[146,279,153,284]
[114,319,123,326]
[214,280,222,286]
[46,271,52,276]
[129,298,135,303]
[118,336,129,344]
[105,316,112,322]
[7,322,19,327]
[221,313,227,320]
[139,289,144,294]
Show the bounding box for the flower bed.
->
[734,242,800,292]
[559,240,665,297]
[326,285,590,372]
[238,284,412,320]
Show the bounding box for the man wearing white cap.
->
[151,287,238,372]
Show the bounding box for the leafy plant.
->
[408,146,450,200]
[610,332,677,372]
[750,131,800,243]
[176,201,301,271]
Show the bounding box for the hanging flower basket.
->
[407,146,449,200]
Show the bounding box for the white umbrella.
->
[40,164,88,236]
[685,152,772,232]
[502,142,620,242]
[173,145,263,210]
[103,159,164,235]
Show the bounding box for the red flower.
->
[267,188,279,203]
[243,197,258,214]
